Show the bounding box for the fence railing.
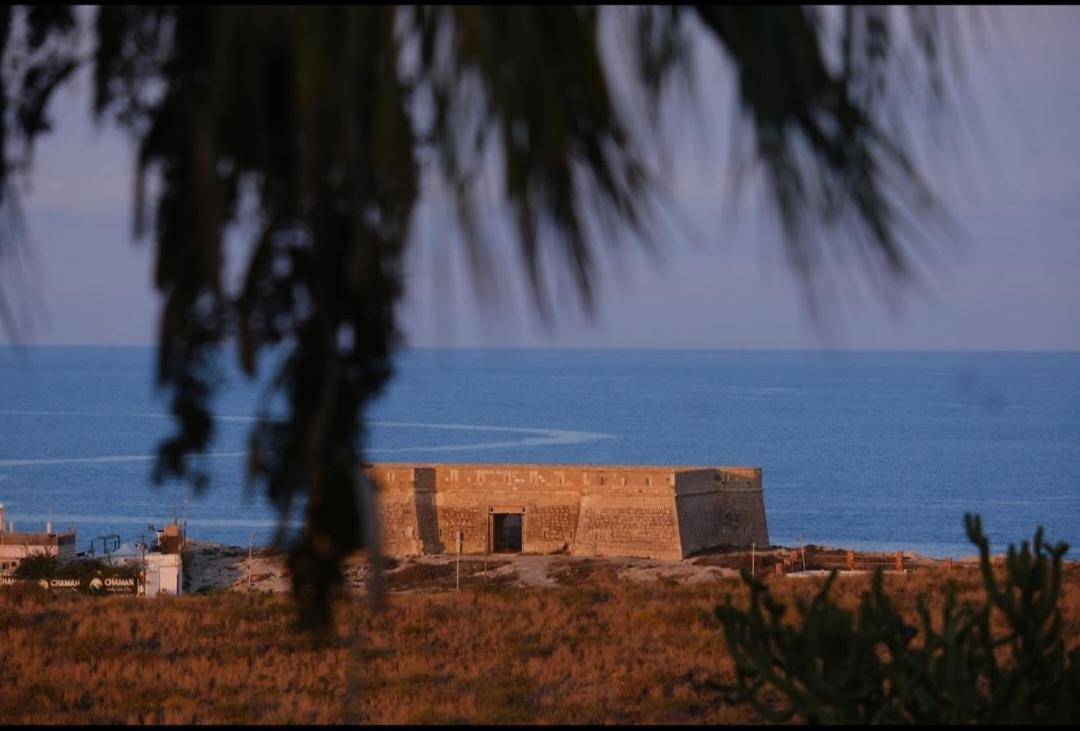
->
[727,549,965,578]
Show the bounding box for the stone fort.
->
[367,463,768,560]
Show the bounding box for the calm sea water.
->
[1,347,1077,559]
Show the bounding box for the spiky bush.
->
[714,514,1080,724]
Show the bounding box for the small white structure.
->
[0,503,77,574]
[108,531,185,597]
[144,553,183,596]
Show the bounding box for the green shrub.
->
[713,514,1079,723]
[12,555,140,589]
[13,554,61,579]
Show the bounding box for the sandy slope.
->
[181,541,950,595]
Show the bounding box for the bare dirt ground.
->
[182,541,957,595]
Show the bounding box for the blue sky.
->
[5,6,1079,351]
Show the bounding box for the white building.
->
[0,503,77,574]
[107,523,185,597]
[144,553,182,596]
[0,505,183,596]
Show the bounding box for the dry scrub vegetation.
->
[1,562,1079,725]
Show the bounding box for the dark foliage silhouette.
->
[714,515,1079,723]
[0,6,968,627]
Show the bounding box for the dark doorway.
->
[492,513,523,553]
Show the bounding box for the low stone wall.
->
[366,463,767,560]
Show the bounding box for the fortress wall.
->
[412,468,440,553]
[577,467,676,489]
[674,468,768,554]
[365,463,764,559]
[433,466,583,554]
[716,467,762,483]
[572,491,684,560]
[524,502,581,554]
[368,465,424,555]
[672,469,723,556]
[713,486,769,546]
[713,467,768,547]
[573,467,684,560]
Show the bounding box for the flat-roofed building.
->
[366,463,768,560]
[0,504,77,574]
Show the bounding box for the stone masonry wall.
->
[674,468,768,554]
[571,467,684,560]
[368,465,423,555]
[364,463,767,560]
[432,466,584,555]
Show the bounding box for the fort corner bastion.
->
[365,463,768,561]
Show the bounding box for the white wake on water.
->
[0,452,246,468]
[0,410,616,467]
[15,512,302,530]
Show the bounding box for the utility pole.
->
[455,531,462,592]
[139,533,146,596]
[800,534,806,572]
[96,534,121,563]
[248,533,253,591]
[181,493,188,552]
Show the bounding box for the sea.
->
[1,346,1077,560]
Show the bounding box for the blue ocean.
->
[1,347,1077,559]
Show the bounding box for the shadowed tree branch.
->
[0,5,970,628]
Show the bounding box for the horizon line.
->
[2,343,1079,355]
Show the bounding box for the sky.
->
[4,5,1078,351]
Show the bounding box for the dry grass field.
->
[2,560,1079,724]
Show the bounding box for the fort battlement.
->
[365,463,768,561]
